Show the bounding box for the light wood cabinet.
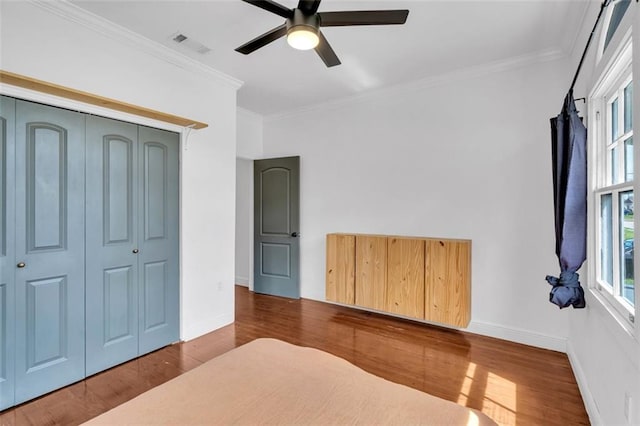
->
[325,233,471,328]
[355,235,387,311]
[425,239,471,328]
[386,237,425,319]
[326,234,355,305]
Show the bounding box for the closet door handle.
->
[132,249,139,254]
[17,262,26,268]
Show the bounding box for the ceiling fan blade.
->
[315,31,341,67]
[297,0,322,15]
[241,0,293,19]
[319,10,409,27]
[235,24,288,55]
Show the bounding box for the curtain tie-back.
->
[546,271,580,287]
[546,272,585,308]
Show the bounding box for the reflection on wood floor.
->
[0,285,588,426]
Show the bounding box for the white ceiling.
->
[70,0,592,116]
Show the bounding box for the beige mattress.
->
[84,338,496,425]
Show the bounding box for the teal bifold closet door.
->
[0,98,179,408]
[85,117,179,374]
[0,96,16,411]
[136,126,179,355]
[85,116,140,376]
[13,100,86,404]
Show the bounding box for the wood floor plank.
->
[0,285,589,426]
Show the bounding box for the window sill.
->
[588,286,636,341]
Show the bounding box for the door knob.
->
[17,262,26,268]
[291,232,299,237]
[132,249,139,254]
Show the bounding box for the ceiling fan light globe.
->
[287,27,319,50]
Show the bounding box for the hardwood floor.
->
[1,285,589,426]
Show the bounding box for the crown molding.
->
[29,0,243,90]
[264,48,566,122]
[565,1,593,62]
[237,106,264,122]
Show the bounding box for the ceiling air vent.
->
[173,34,187,43]
[170,32,211,55]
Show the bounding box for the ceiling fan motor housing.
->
[287,8,320,35]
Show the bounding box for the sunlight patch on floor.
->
[458,362,517,425]
[481,371,517,425]
[457,362,477,406]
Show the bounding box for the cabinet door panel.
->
[425,240,471,327]
[386,238,424,319]
[14,100,85,404]
[355,235,387,310]
[0,96,16,410]
[326,234,355,304]
[85,116,139,376]
[137,126,179,355]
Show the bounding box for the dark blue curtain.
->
[546,90,587,309]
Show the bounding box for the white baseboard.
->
[319,295,568,353]
[465,320,567,352]
[566,340,602,426]
[319,295,569,353]
[181,312,234,342]
[235,276,249,286]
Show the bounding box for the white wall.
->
[262,56,572,351]
[235,108,263,288]
[564,3,640,425]
[237,108,264,159]
[0,1,241,341]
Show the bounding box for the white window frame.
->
[589,34,636,328]
[604,73,633,184]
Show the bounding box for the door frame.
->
[249,159,255,291]
[238,157,300,294]
[235,157,256,291]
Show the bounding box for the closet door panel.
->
[24,277,69,366]
[143,261,168,330]
[137,126,179,355]
[85,116,139,375]
[0,96,16,410]
[13,100,85,404]
[27,125,66,250]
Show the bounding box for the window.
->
[591,37,635,324]
[603,0,631,52]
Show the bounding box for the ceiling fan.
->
[235,0,409,67]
